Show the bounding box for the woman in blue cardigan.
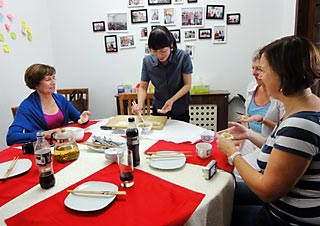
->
[6,64,91,146]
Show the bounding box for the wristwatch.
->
[228,151,242,165]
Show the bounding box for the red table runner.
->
[5,164,205,226]
[0,146,73,207]
[145,140,234,172]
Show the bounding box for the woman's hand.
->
[158,99,174,114]
[78,110,92,124]
[218,121,251,141]
[44,128,62,140]
[239,114,263,123]
[131,103,142,115]
[216,134,238,156]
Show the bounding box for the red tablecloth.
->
[0,146,73,206]
[145,140,234,172]
[5,164,205,226]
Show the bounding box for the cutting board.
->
[105,115,167,130]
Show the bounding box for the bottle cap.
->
[128,117,135,122]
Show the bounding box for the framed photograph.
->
[184,29,196,41]
[104,35,118,52]
[151,25,161,30]
[181,7,204,27]
[187,0,197,3]
[185,43,194,59]
[163,8,175,26]
[118,34,135,49]
[131,9,148,23]
[227,13,241,24]
[213,25,226,44]
[170,29,181,43]
[140,26,149,40]
[92,21,105,32]
[198,28,212,39]
[148,0,171,5]
[128,0,144,7]
[107,12,128,32]
[144,43,150,55]
[206,5,225,19]
[173,0,183,4]
[149,8,160,23]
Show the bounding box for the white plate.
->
[88,135,126,153]
[0,159,32,179]
[64,181,118,212]
[148,151,186,170]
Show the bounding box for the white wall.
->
[0,0,296,150]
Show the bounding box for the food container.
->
[196,142,213,159]
[200,130,215,143]
[105,148,125,163]
[137,121,153,134]
[53,130,80,163]
[64,127,84,141]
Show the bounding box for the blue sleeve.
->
[182,51,193,74]
[141,56,151,83]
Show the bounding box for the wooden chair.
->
[118,93,154,115]
[11,106,19,118]
[57,88,89,112]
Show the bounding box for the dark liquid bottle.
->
[40,171,56,189]
[126,117,140,167]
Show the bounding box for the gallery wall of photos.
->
[91,0,240,59]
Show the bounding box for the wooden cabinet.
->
[115,90,230,131]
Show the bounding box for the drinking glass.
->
[117,149,134,188]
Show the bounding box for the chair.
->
[118,93,154,115]
[11,106,18,118]
[57,88,89,112]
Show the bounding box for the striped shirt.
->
[258,111,320,225]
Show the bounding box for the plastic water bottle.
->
[126,117,140,167]
[34,132,55,189]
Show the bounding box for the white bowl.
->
[65,127,84,141]
[137,121,153,134]
[200,130,215,143]
[196,142,213,159]
[104,148,124,163]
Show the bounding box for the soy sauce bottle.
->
[126,117,140,167]
[34,132,55,189]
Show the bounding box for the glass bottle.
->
[126,117,140,167]
[34,132,55,189]
[53,130,80,163]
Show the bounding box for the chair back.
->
[118,93,154,115]
[11,106,18,118]
[57,88,89,112]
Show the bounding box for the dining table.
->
[0,118,235,226]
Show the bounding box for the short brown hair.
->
[24,64,56,89]
[260,36,320,96]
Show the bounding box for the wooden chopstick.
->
[67,190,126,195]
[146,154,193,159]
[3,156,19,179]
[132,101,145,123]
[81,142,115,148]
[145,151,193,155]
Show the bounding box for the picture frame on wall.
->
[107,12,128,32]
[185,43,194,58]
[128,0,144,7]
[184,29,197,41]
[92,21,105,32]
[187,0,197,3]
[144,43,150,55]
[119,34,136,49]
[206,5,225,19]
[151,25,161,30]
[104,35,118,52]
[131,9,148,23]
[181,6,204,27]
[227,13,241,24]
[198,28,212,39]
[149,8,160,23]
[163,8,175,26]
[213,25,226,44]
[170,29,181,43]
[140,26,149,40]
[173,0,183,4]
[148,0,171,5]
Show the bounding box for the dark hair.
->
[260,35,320,96]
[25,64,56,89]
[148,26,177,51]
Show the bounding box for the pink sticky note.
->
[0,0,4,8]
[7,13,14,21]
[4,23,10,31]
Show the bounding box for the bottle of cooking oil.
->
[53,130,80,163]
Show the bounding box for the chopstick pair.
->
[146,154,193,159]
[3,156,19,179]
[81,142,116,148]
[145,151,193,155]
[67,190,126,196]
[132,101,145,123]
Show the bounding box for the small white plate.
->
[0,159,32,179]
[148,151,186,170]
[64,181,118,212]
